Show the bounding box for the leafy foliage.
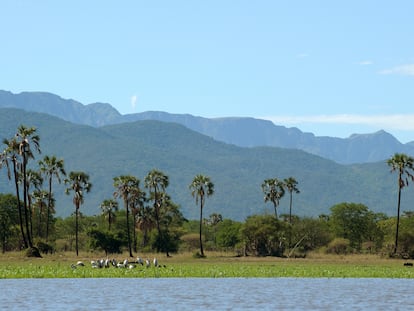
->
[88,229,122,255]
[326,238,351,255]
[241,214,288,256]
[215,219,242,249]
[0,193,19,252]
[329,202,384,250]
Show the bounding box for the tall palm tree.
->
[283,177,300,249]
[283,177,300,225]
[387,153,414,255]
[0,138,28,248]
[129,186,146,253]
[136,205,155,248]
[24,169,43,238]
[189,174,214,257]
[262,178,285,219]
[32,189,50,238]
[16,125,41,249]
[39,155,66,241]
[65,171,92,256]
[99,199,118,231]
[113,175,140,257]
[157,195,185,257]
[144,169,169,252]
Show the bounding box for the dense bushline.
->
[1,194,414,258]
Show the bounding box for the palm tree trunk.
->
[22,158,33,248]
[29,196,33,239]
[289,192,293,248]
[155,206,161,252]
[133,220,137,253]
[394,186,402,254]
[143,229,148,247]
[273,202,278,219]
[12,160,28,248]
[75,206,79,256]
[125,198,133,257]
[153,190,162,253]
[131,207,137,253]
[38,205,42,238]
[199,199,204,257]
[46,176,52,241]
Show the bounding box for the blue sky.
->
[2,1,414,142]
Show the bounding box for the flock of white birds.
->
[71,257,162,270]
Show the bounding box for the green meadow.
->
[0,252,413,279]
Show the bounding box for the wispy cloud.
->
[130,95,138,110]
[262,114,414,131]
[296,53,309,59]
[379,64,414,76]
[358,60,373,65]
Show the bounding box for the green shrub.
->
[36,241,54,254]
[326,238,351,254]
[25,247,42,258]
[180,233,201,252]
[192,251,206,258]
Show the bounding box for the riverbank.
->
[0,251,413,278]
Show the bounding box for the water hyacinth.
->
[0,252,413,279]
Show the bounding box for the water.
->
[0,278,413,310]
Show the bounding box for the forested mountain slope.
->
[0,108,409,221]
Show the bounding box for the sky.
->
[2,1,414,142]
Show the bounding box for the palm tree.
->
[99,199,118,231]
[283,177,300,249]
[32,189,50,238]
[262,178,285,219]
[283,177,300,225]
[144,169,169,252]
[16,125,41,249]
[0,138,28,248]
[39,155,66,241]
[387,153,414,255]
[157,195,185,256]
[24,169,43,238]
[189,174,214,257]
[136,205,155,248]
[65,171,92,256]
[129,186,146,253]
[113,175,140,257]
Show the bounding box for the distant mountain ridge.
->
[126,112,410,164]
[1,90,413,164]
[0,90,122,126]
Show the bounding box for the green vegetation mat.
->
[0,253,413,279]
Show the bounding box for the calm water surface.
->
[1,278,413,310]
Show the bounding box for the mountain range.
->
[0,90,413,221]
[1,90,413,164]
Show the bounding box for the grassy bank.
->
[0,251,413,278]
